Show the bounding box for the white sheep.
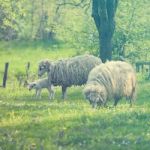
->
[38,54,102,99]
[27,78,55,100]
[83,61,136,108]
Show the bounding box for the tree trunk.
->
[92,0,118,63]
[31,0,35,38]
[100,35,112,62]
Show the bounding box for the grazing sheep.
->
[83,61,136,108]
[38,54,102,99]
[27,78,55,100]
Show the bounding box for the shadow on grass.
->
[1,104,150,150]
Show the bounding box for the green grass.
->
[0,41,150,150]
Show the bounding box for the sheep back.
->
[49,54,102,87]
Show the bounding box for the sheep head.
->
[27,82,37,91]
[38,59,51,77]
[83,84,107,108]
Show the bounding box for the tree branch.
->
[56,0,88,14]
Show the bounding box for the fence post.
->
[26,62,30,80]
[148,64,150,79]
[3,62,9,88]
[135,63,140,72]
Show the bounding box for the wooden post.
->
[3,62,9,88]
[136,63,139,72]
[26,62,30,80]
[148,64,150,80]
[24,62,30,87]
[141,64,144,73]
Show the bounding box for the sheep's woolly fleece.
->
[28,78,54,99]
[83,61,136,107]
[28,78,50,90]
[39,54,102,87]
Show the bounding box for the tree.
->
[92,0,118,62]
[56,0,118,62]
[0,0,22,40]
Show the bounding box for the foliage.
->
[113,0,150,61]
[0,0,149,62]
[0,0,21,40]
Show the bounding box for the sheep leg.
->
[129,99,132,107]
[125,87,136,107]
[126,96,132,107]
[47,87,51,100]
[51,91,55,100]
[129,86,136,107]
[37,89,41,99]
[51,85,55,99]
[103,102,108,108]
[35,90,38,99]
[114,97,120,107]
[61,86,67,99]
[47,86,55,100]
[114,100,118,107]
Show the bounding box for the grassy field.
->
[0,41,150,150]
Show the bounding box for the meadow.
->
[0,41,150,150]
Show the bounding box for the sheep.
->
[38,54,102,99]
[27,78,55,100]
[83,61,136,108]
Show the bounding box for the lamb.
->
[38,54,102,99]
[27,78,55,100]
[83,61,136,108]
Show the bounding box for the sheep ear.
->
[45,60,51,68]
[45,60,50,64]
